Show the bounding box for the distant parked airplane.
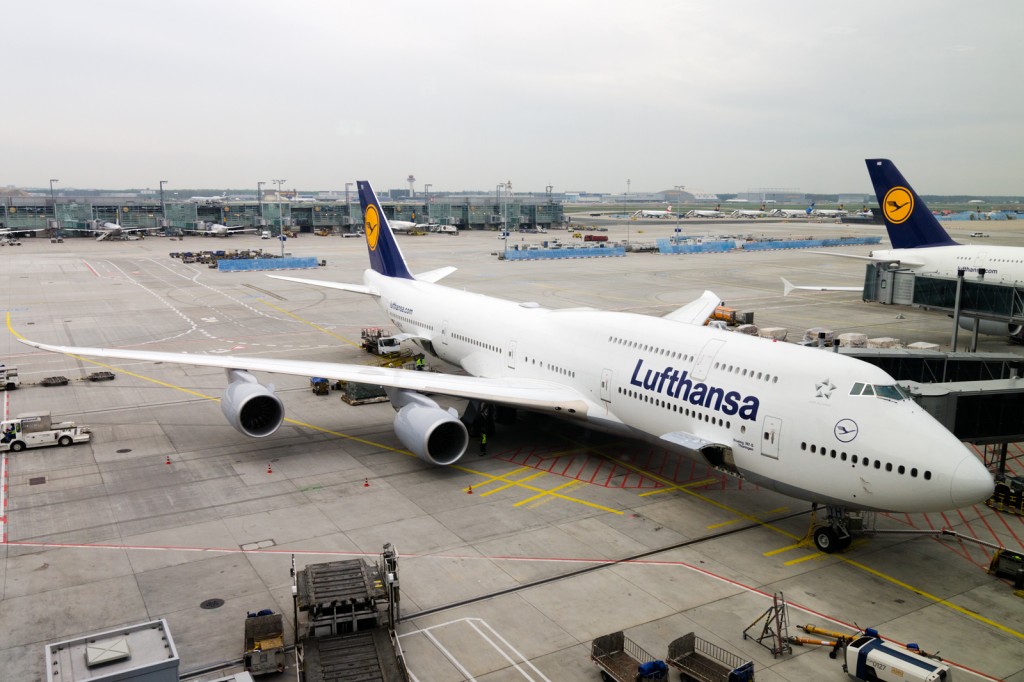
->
[631,206,674,218]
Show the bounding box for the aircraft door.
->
[692,339,725,381]
[507,340,517,370]
[761,416,782,459]
[973,253,988,275]
[441,320,449,345]
[600,368,612,402]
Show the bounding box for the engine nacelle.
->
[391,391,469,466]
[221,369,285,437]
[955,316,1024,338]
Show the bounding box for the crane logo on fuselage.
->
[629,359,760,421]
[834,419,859,442]
[365,205,380,251]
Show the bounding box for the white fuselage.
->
[872,244,1024,283]
[366,270,991,513]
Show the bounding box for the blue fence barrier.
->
[503,246,625,260]
[656,239,735,254]
[218,257,320,271]
[939,211,1017,221]
[740,236,881,251]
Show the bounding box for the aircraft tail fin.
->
[357,181,414,279]
[865,159,958,249]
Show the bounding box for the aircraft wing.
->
[663,290,721,325]
[781,278,862,296]
[18,339,589,411]
[415,266,457,283]
[804,251,926,268]
[266,275,377,296]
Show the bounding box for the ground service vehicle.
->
[0,411,91,452]
[243,611,286,676]
[843,630,950,681]
[361,327,403,356]
[295,546,408,682]
[591,631,668,681]
[1,366,20,390]
[667,633,755,682]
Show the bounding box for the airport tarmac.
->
[1,220,1023,681]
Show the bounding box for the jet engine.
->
[955,316,1024,338]
[220,369,285,437]
[389,389,469,465]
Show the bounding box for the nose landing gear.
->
[809,505,864,553]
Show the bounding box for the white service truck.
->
[1,366,20,390]
[1,411,91,452]
[844,629,950,681]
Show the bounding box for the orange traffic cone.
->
[165,455,171,465]
[267,462,273,474]
[363,477,369,487]
[467,484,473,495]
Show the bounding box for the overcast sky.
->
[3,1,1020,195]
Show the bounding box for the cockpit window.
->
[874,384,909,400]
[849,383,911,401]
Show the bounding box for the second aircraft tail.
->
[357,181,414,279]
[865,158,958,250]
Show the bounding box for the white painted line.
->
[401,617,552,682]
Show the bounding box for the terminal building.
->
[1,193,568,235]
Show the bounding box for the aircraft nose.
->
[950,455,994,508]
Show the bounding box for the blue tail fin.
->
[357,181,414,279]
[865,159,958,249]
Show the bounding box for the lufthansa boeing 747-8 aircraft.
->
[20,181,993,552]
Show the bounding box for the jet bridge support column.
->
[970,268,987,353]
[949,268,965,355]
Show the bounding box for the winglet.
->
[357,181,414,279]
[663,290,722,325]
[865,159,958,249]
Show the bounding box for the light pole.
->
[159,180,168,228]
[674,185,685,242]
[273,179,286,235]
[625,179,631,248]
[257,181,265,220]
[49,178,59,219]
[496,183,502,233]
[345,182,353,231]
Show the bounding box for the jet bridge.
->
[863,264,1024,341]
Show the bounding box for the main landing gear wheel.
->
[813,526,839,553]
